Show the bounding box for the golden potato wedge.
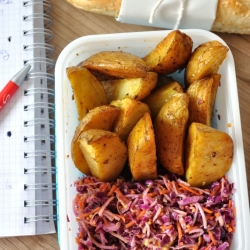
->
[110,98,151,141]
[143,30,193,75]
[143,78,184,120]
[185,40,229,86]
[154,93,189,176]
[127,112,157,181]
[71,105,120,175]
[66,66,108,120]
[185,122,234,187]
[101,72,158,103]
[79,51,147,79]
[78,129,127,182]
[186,74,220,127]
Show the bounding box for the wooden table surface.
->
[1,0,249,249]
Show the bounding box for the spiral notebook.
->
[0,0,56,236]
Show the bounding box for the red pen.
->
[0,64,31,111]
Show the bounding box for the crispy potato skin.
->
[101,72,158,103]
[143,30,193,75]
[143,78,184,120]
[185,122,234,187]
[71,105,120,175]
[68,33,234,185]
[78,129,127,182]
[127,112,157,181]
[154,93,189,176]
[66,66,108,120]
[185,40,229,86]
[110,98,151,141]
[186,74,221,127]
[80,51,148,79]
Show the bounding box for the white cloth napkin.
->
[117,0,218,30]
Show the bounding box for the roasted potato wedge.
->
[185,122,234,187]
[127,112,157,181]
[143,78,184,120]
[78,129,127,182]
[154,93,189,176]
[143,30,193,75]
[186,74,220,127]
[66,66,108,120]
[71,105,120,175]
[101,72,158,103]
[185,40,229,86]
[80,51,147,79]
[110,98,151,141]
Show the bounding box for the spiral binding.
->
[23,28,54,43]
[24,43,54,56]
[24,102,55,113]
[24,150,56,159]
[24,183,57,191]
[24,215,58,223]
[24,166,56,174]
[24,200,57,207]
[24,87,54,100]
[23,0,56,225]
[23,0,53,14]
[24,118,55,128]
[24,134,55,143]
[24,57,55,71]
[27,72,55,86]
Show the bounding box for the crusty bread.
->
[66,0,250,34]
[66,0,121,17]
[212,0,250,34]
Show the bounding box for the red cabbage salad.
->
[72,174,235,250]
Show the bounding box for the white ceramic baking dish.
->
[55,29,250,250]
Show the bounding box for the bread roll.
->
[66,0,250,34]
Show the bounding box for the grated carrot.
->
[107,184,117,197]
[125,220,135,229]
[114,187,130,207]
[203,207,213,214]
[208,230,217,245]
[177,221,183,241]
[204,242,213,250]
[178,182,201,196]
[147,191,158,197]
[210,183,221,196]
[197,236,202,246]
[78,206,101,219]
[159,189,169,195]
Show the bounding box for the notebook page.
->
[0,1,55,236]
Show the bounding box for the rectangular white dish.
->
[55,29,250,250]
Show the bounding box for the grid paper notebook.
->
[0,0,56,236]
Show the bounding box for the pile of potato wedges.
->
[67,30,234,188]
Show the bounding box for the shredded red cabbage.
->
[73,175,235,250]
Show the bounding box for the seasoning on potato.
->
[68,31,233,186]
[78,129,127,182]
[186,74,221,127]
[101,71,158,103]
[143,30,193,75]
[110,97,151,142]
[185,40,229,86]
[185,122,234,187]
[127,112,157,181]
[154,93,189,176]
[80,51,148,79]
[66,66,108,120]
[71,105,120,175]
[143,76,184,120]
